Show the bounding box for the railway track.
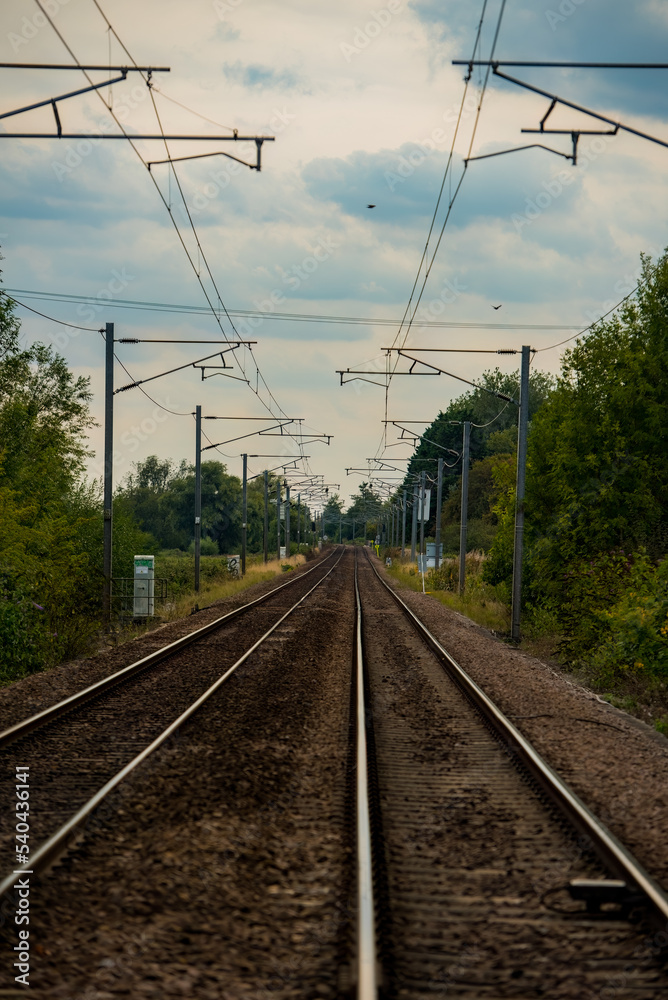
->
[0,546,343,893]
[354,549,668,997]
[1,547,667,998]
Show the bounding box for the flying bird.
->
[367,204,376,209]
[491,304,502,310]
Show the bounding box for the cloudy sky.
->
[1,0,667,506]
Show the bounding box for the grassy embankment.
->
[382,550,668,734]
[383,551,510,634]
[155,550,309,621]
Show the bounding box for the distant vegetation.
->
[382,250,668,728]
[0,268,316,683]
[2,246,668,729]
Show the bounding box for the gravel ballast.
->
[377,559,668,892]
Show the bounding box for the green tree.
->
[0,280,106,674]
[403,368,554,536]
[485,249,668,652]
[345,483,383,540]
[322,493,343,538]
[119,456,243,553]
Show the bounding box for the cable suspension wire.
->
[149,86,238,134]
[471,398,511,427]
[113,352,194,416]
[536,282,642,353]
[2,291,101,331]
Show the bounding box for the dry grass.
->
[385,554,511,635]
[107,554,309,648]
[164,553,308,621]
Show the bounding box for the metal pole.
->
[194,404,202,593]
[401,489,407,559]
[419,471,426,568]
[353,517,356,545]
[263,470,269,563]
[458,422,470,595]
[297,493,301,552]
[512,346,531,641]
[339,512,342,544]
[102,322,114,624]
[410,484,418,560]
[276,481,281,560]
[285,485,291,557]
[241,453,247,576]
[435,457,443,571]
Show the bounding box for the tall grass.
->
[384,550,511,634]
[162,552,308,621]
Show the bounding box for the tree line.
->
[2,247,667,695]
[380,250,668,691]
[116,455,315,556]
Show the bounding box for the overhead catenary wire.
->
[2,288,585,332]
[382,1,489,387]
[373,0,508,466]
[32,0,318,472]
[101,7,296,432]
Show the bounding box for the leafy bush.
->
[155,552,231,598]
[427,561,459,591]
[584,555,668,684]
[557,549,652,660]
[187,537,219,556]
[0,589,42,681]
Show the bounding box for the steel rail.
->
[0,548,339,750]
[0,548,345,899]
[353,552,378,999]
[363,552,668,928]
